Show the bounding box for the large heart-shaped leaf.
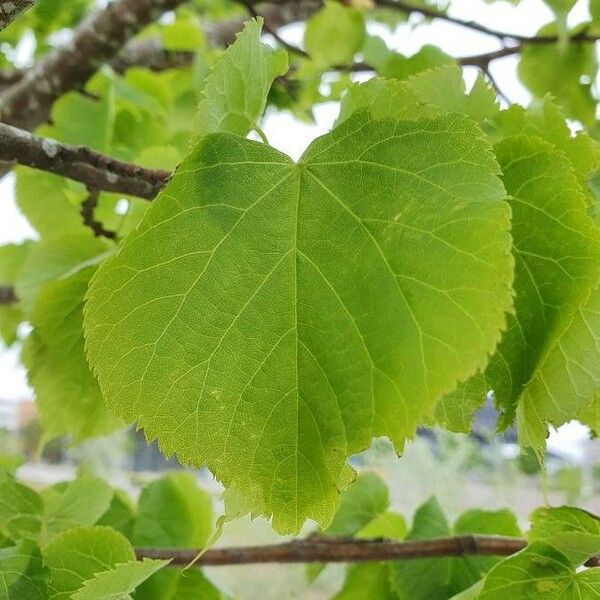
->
[85,111,513,532]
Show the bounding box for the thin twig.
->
[0,286,17,305]
[80,188,117,240]
[372,0,598,44]
[481,67,510,105]
[242,0,309,57]
[134,535,600,567]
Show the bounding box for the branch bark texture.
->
[0,0,188,131]
[0,286,17,305]
[0,123,169,199]
[134,535,600,567]
[0,0,33,31]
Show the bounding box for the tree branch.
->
[459,45,522,68]
[135,535,600,567]
[0,286,17,305]
[205,0,321,48]
[0,0,189,132]
[0,0,321,94]
[241,0,309,57]
[0,123,170,199]
[0,0,34,32]
[372,0,600,44]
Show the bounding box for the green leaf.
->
[38,87,115,153]
[305,1,365,68]
[592,0,600,25]
[333,562,398,600]
[132,472,213,548]
[578,391,600,434]
[307,472,391,580]
[325,473,389,537]
[478,542,600,599]
[329,479,406,599]
[0,455,24,475]
[23,268,121,443]
[196,18,287,137]
[449,581,484,600]
[84,111,513,533]
[130,473,215,599]
[451,509,521,593]
[379,46,455,81]
[517,281,600,452]
[43,526,134,600]
[161,14,205,52]
[518,23,598,125]
[0,244,31,291]
[133,568,225,600]
[391,497,450,599]
[489,97,600,193]
[528,506,600,566]
[14,169,87,240]
[435,371,487,432]
[446,135,600,450]
[338,67,498,127]
[40,473,113,543]
[357,512,407,540]
[0,471,43,541]
[0,243,31,345]
[97,491,136,540]
[71,559,168,600]
[15,232,111,313]
[0,540,48,599]
[166,569,224,600]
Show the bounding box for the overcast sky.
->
[0,0,594,454]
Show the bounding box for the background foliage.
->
[0,0,599,598]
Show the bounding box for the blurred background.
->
[1,0,600,597]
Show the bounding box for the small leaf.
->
[333,562,398,600]
[478,542,599,599]
[96,490,136,540]
[490,97,600,193]
[325,473,389,537]
[71,558,168,600]
[518,23,598,125]
[378,46,455,81]
[0,471,43,541]
[23,268,121,443]
[0,539,48,600]
[338,66,498,126]
[15,232,111,313]
[40,473,114,543]
[528,506,600,566]
[305,1,365,67]
[578,391,600,434]
[132,472,213,548]
[196,18,287,137]
[390,497,451,600]
[14,169,87,240]
[0,242,31,345]
[357,512,407,540]
[43,526,134,600]
[307,472,391,580]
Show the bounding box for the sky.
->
[0,0,595,453]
